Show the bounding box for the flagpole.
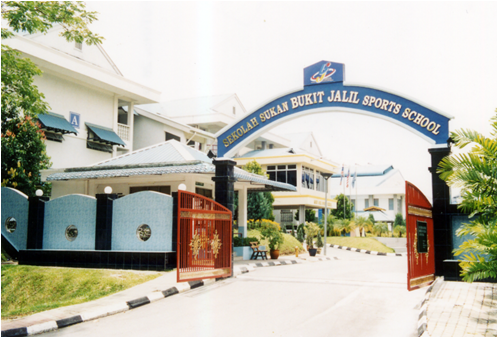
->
[355,166,358,220]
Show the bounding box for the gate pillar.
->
[211,159,237,218]
[428,146,452,276]
[212,159,237,275]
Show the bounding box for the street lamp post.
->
[322,172,333,256]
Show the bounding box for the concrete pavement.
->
[374,237,408,253]
[2,245,496,337]
[1,254,312,337]
[35,250,420,337]
[425,278,497,337]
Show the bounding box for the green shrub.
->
[316,231,323,248]
[233,236,259,247]
[296,223,305,243]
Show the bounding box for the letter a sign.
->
[70,112,80,129]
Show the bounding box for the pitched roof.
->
[236,148,303,158]
[138,94,235,117]
[94,140,211,166]
[45,140,296,192]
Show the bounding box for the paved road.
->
[39,249,426,337]
[374,237,407,253]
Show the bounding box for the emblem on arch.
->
[304,60,345,86]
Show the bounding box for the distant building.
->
[329,165,406,228]
[234,132,339,229]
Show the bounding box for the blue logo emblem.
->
[310,62,336,83]
[303,61,345,86]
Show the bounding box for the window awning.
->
[38,112,78,135]
[86,123,125,146]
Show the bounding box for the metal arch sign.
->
[216,61,452,158]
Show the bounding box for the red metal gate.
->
[406,181,435,291]
[177,190,232,282]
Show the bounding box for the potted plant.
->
[260,220,284,259]
[305,222,320,256]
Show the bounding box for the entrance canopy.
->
[45,140,296,192]
[216,61,453,158]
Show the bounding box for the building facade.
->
[329,165,406,228]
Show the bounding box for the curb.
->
[328,244,407,257]
[417,276,443,337]
[1,258,315,337]
[1,280,204,337]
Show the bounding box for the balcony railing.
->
[117,123,130,141]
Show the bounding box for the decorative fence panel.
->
[177,191,232,282]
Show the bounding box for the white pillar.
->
[299,205,305,224]
[112,96,119,158]
[238,186,248,237]
[128,101,135,151]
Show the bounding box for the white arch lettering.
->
[216,82,452,158]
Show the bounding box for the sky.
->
[87,1,497,201]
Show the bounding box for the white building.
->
[3,26,161,169]
[329,165,406,227]
[234,132,339,228]
[137,94,291,156]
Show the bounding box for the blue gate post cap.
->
[304,61,345,86]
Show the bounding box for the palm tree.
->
[353,216,373,237]
[373,222,388,237]
[333,219,351,236]
[437,114,497,282]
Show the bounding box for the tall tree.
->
[438,114,497,282]
[330,194,352,219]
[242,160,275,221]
[1,2,103,196]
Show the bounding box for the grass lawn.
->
[326,236,395,253]
[247,229,305,255]
[1,265,163,319]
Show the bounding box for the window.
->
[315,171,326,192]
[374,199,379,207]
[365,199,369,208]
[301,166,314,190]
[267,164,297,186]
[351,200,356,212]
[130,186,171,195]
[196,188,212,198]
[166,132,180,142]
[75,41,82,50]
[389,198,394,210]
[397,198,402,212]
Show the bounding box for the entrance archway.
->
[212,61,454,288]
[216,61,451,159]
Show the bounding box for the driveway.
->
[39,248,426,337]
[374,237,407,253]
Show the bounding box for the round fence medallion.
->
[65,225,78,242]
[137,224,151,242]
[5,217,17,233]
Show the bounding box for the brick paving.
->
[427,281,497,337]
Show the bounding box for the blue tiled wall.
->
[112,191,173,252]
[43,194,97,250]
[1,187,29,250]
